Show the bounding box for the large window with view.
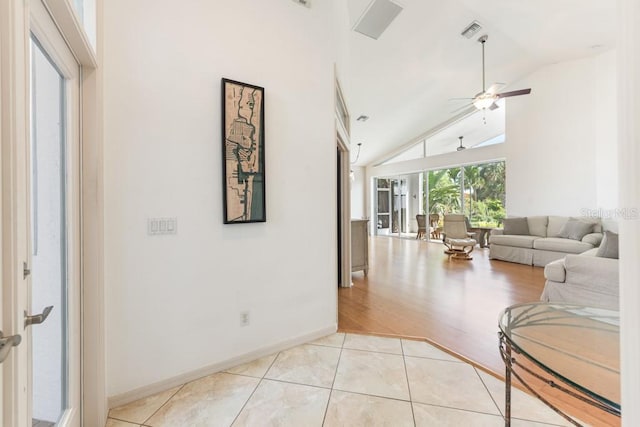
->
[426,161,506,228]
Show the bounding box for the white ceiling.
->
[346,0,617,166]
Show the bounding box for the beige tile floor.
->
[106,333,582,427]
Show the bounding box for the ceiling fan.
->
[452,35,531,112]
[456,136,466,151]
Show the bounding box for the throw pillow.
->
[503,217,530,235]
[557,219,595,241]
[596,231,619,259]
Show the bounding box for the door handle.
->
[23,261,31,279]
[24,305,53,328]
[0,330,22,363]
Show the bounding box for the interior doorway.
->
[374,174,423,238]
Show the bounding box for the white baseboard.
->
[107,324,337,410]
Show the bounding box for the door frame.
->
[30,0,82,423]
[1,0,31,424]
[336,133,351,289]
[335,75,351,289]
[1,0,106,425]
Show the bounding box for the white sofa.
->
[489,216,604,267]
[541,248,619,309]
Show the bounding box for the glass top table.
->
[498,302,620,426]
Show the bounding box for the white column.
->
[619,0,640,425]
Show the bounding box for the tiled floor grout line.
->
[341,347,403,356]
[473,366,505,419]
[137,383,185,426]
[329,386,412,403]
[320,335,346,426]
[228,350,283,426]
[409,400,510,419]
[106,415,142,425]
[400,340,418,427]
[258,376,334,391]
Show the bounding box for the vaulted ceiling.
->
[345,0,617,166]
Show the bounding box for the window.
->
[336,81,350,137]
[72,0,97,50]
[426,161,505,227]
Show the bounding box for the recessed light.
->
[357,115,370,122]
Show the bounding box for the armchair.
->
[442,214,477,260]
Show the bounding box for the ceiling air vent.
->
[461,21,482,39]
[353,0,403,40]
[291,0,311,8]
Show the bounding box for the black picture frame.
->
[221,78,266,224]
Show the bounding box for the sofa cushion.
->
[533,237,593,254]
[596,231,619,259]
[557,219,595,241]
[503,217,530,235]
[490,234,540,249]
[581,233,603,247]
[547,216,570,237]
[578,216,602,233]
[544,259,566,282]
[527,216,548,237]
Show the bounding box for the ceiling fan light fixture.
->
[473,96,495,110]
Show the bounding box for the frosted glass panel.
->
[30,37,68,425]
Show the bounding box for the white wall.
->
[505,50,618,216]
[104,0,339,397]
[593,51,619,211]
[350,166,366,219]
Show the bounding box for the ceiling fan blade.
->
[496,88,532,98]
[450,103,474,114]
[489,102,499,111]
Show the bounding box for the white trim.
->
[619,1,640,425]
[335,71,352,290]
[1,0,30,424]
[42,0,97,67]
[368,142,506,178]
[107,324,338,409]
[337,132,352,289]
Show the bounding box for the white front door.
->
[1,1,81,426]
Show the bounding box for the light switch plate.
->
[148,217,177,235]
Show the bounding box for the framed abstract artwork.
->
[221,78,266,223]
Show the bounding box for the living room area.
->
[342,0,621,425]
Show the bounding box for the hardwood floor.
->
[338,236,619,426]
